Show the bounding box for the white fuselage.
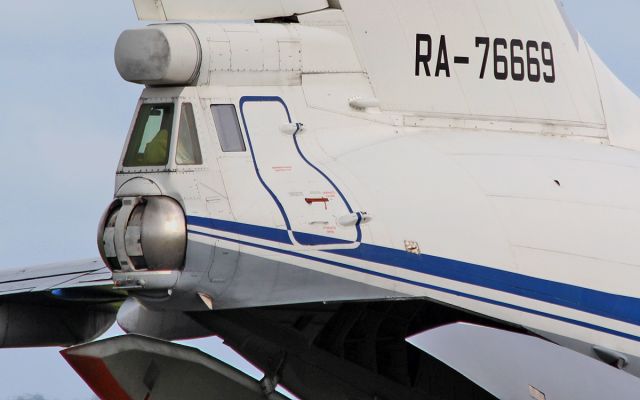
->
[108,0,640,377]
[113,83,640,370]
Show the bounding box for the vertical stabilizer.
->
[340,0,607,127]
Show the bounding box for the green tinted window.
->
[123,103,174,167]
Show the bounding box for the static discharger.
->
[528,385,546,400]
[198,292,214,310]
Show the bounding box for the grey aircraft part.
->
[0,258,111,295]
[189,300,497,400]
[116,177,163,197]
[190,240,407,310]
[115,25,201,86]
[528,327,640,378]
[61,334,290,400]
[0,299,117,348]
[0,259,121,347]
[126,239,406,314]
[100,196,188,275]
[117,297,214,341]
[407,323,640,400]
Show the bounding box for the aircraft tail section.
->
[130,0,640,146]
[590,48,640,150]
[337,0,638,145]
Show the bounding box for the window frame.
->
[119,99,179,173]
[175,102,203,166]
[210,104,247,153]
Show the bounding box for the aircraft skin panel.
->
[590,47,640,149]
[187,214,640,325]
[407,323,640,400]
[62,335,291,400]
[185,238,404,309]
[305,120,640,289]
[239,96,361,247]
[304,126,640,349]
[186,214,640,356]
[339,0,606,127]
[133,0,329,21]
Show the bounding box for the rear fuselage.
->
[100,2,640,378]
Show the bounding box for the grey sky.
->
[0,1,638,399]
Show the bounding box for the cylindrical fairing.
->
[115,24,201,86]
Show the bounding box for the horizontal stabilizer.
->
[0,258,111,295]
[407,323,640,400]
[0,259,119,347]
[62,334,290,400]
[133,0,329,21]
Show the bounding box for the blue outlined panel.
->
[239,96,362,246]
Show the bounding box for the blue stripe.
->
[187,215,640,332]
[186,224,640,343]
[188,216,291,244]
[329,245,625,322]
[238,96,361,246]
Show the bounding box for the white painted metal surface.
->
[408,323,640,400]
[340,0,607,128]
[133,0,329,21]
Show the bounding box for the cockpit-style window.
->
[123,103,174,167]
[176,103,203,165]
[211,105,246,152]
